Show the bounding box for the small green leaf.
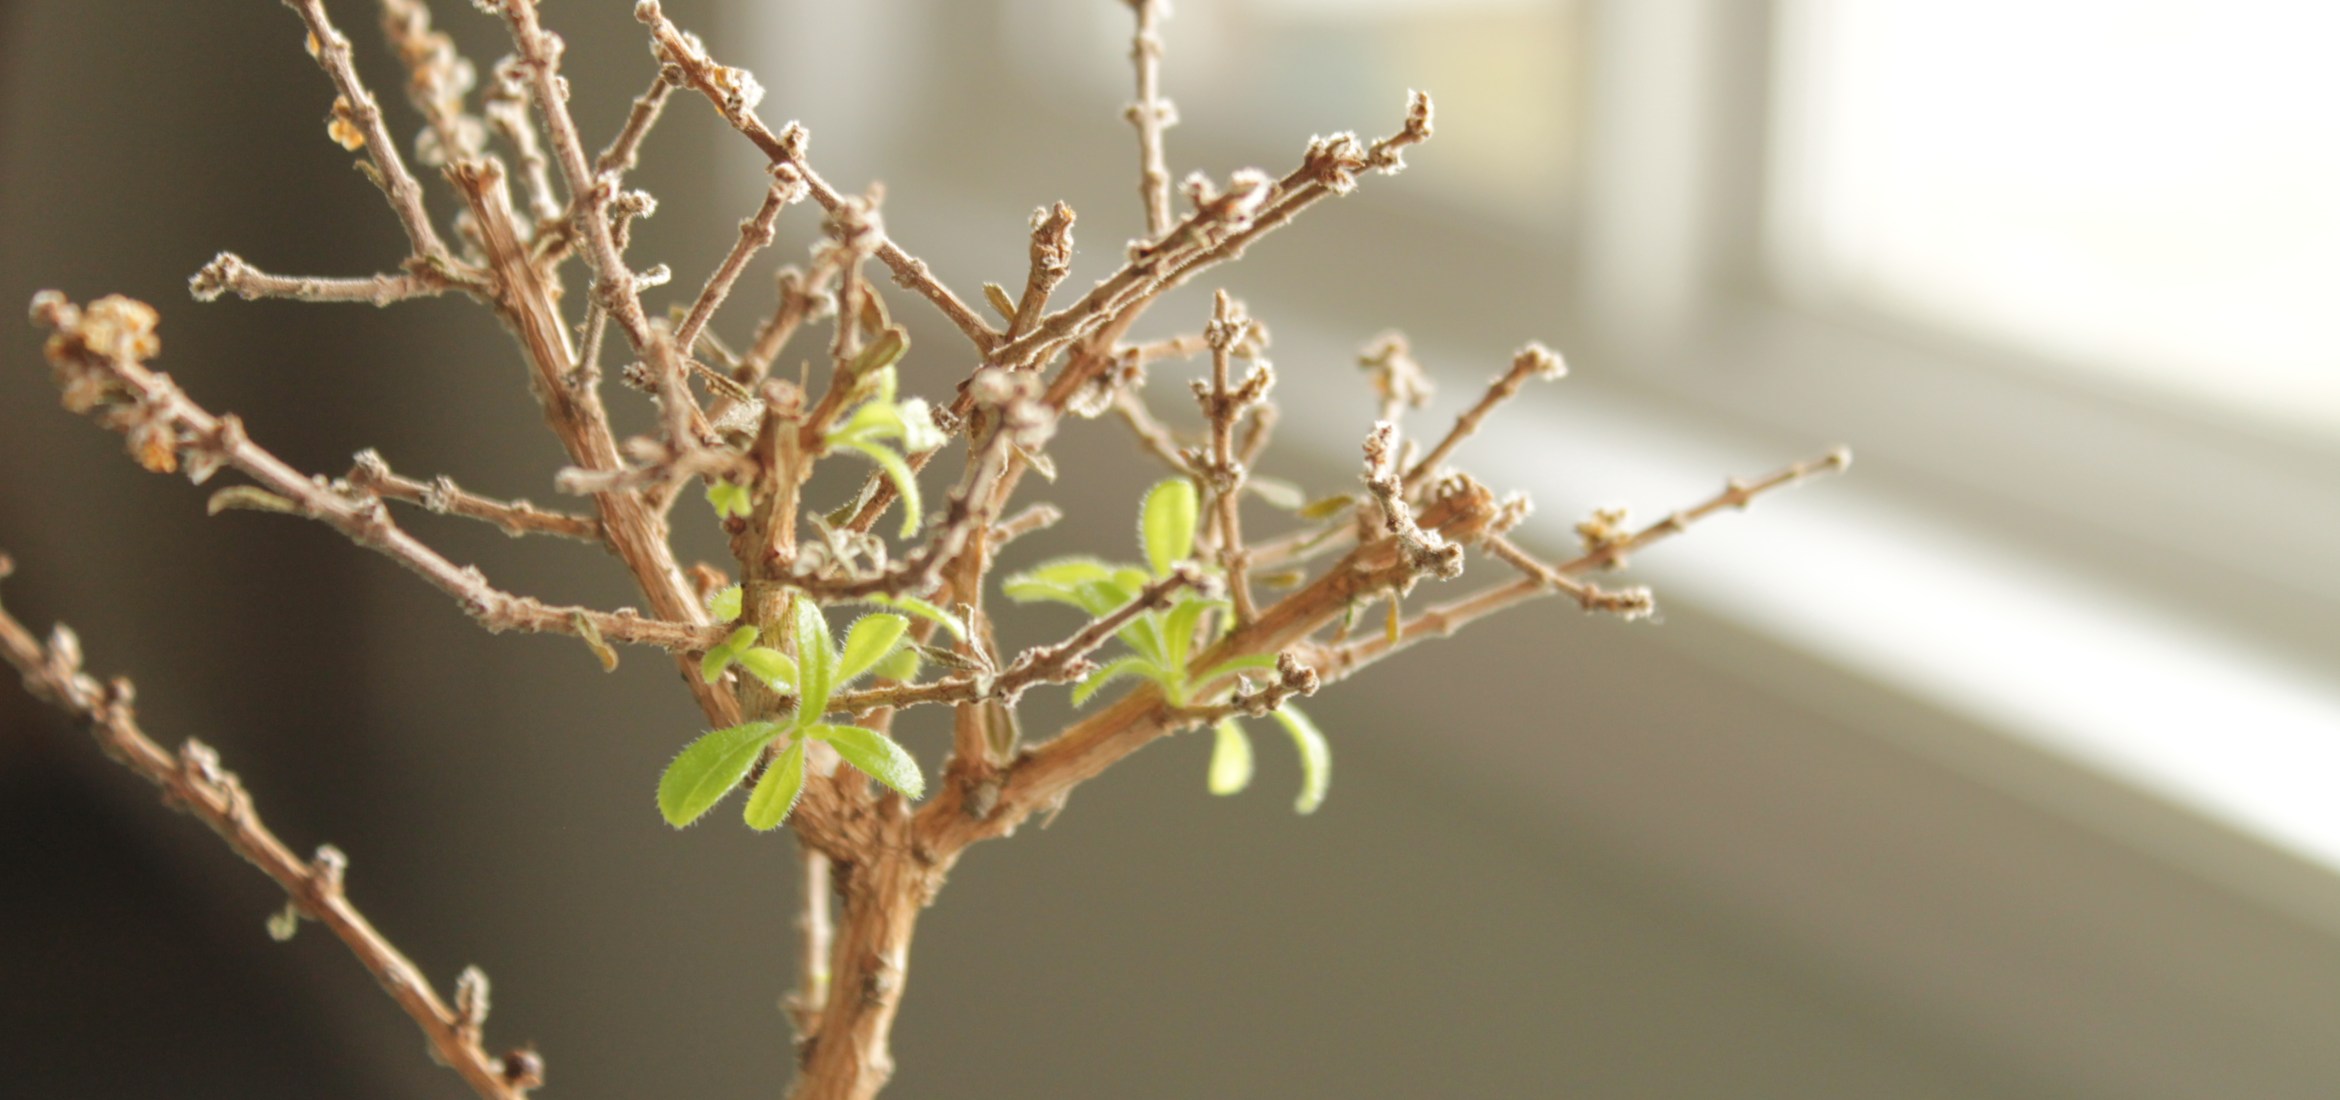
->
[743,738,808,831]
[706,479,753,520]
[1162,596,1216,672]
[736,646,797,690]
[870,643,921,683]
[1003,557,1123,609]
[700,625,761,684]
[1209,719,1254,795]
[865,594,965,641]
[837,613,909,684]
[1141,478,1198,577]
[1072,655,1172,706]
[793,597,837,719]
[814,724,925,800]
[658,722,784,827]
[1271,705,1331,814]
[708,584,743,622]
[847,439,923,538]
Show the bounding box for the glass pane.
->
[1770,0,2340,434]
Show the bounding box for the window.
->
[1769,0,2340,437]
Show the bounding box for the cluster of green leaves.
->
[659,597,924,831]
[1003,478,1332,813]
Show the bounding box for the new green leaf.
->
[793,597,837,718]
[837,613,909,684]
[706,479,753,520]
[1141,478,1198,577]
[658,722,784,828]
[814,724,925,800]
[1271,705,1331,814]
[735,646,796,691]
[700,625,761,684]
[743,738,808,831]
[1209,719,1254,795]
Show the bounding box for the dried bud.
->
[1512,341,1565,380]
[327,96,366,151]
[454,966,492,1035]
[499,1047,545,1090]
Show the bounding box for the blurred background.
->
[4,0,2338,1096]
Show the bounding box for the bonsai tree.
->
[1,1,1846,1096]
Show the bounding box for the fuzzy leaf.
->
[658,722,784,827]
[1071,655,1173,706]
[870,643,921,683]
[1002,557,1121,608]
[743,738,808,831]
[736,646,797,691]
[1271,705,1331,814]
[1161,596,1219,673]
[1141,478,1198,577]
[1209,719,1254,795]
[814,724,925,800]
[793,597,837,719]
[700,625,761,684]
[708,584,743,622]
[837,613,909,684]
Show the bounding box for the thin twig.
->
[0,591,534,1100]
[1122,0,1176,239]
[676,167,807,357]
[596,64,682,178]
[345,450,604,542]
[1403,342,1562,490]
[188,252,474,306]
[1559,448,1854,573]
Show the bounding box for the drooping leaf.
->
[1140,478,1198,577]
[658,722,784,827]
[846,438,923,538]
[814,724,925,800]
[793,597,837,719]
[837,613,909,684]
[743,737,808,831]
[849,326,909,378]
[736,646,797,691]
[1072,655,1174,706]
[1209,719,1254,795]
[1270,705,1331,814]
[700,625,761,684]
[1297,493,1356,521]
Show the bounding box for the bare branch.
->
[1404,342,1562,489]
[596,64,682,178]
[1121,0,1177,239]
[188,252,476,306]
[676,167,808,356]
[0,592,534,1100]
[345,449,604,542]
